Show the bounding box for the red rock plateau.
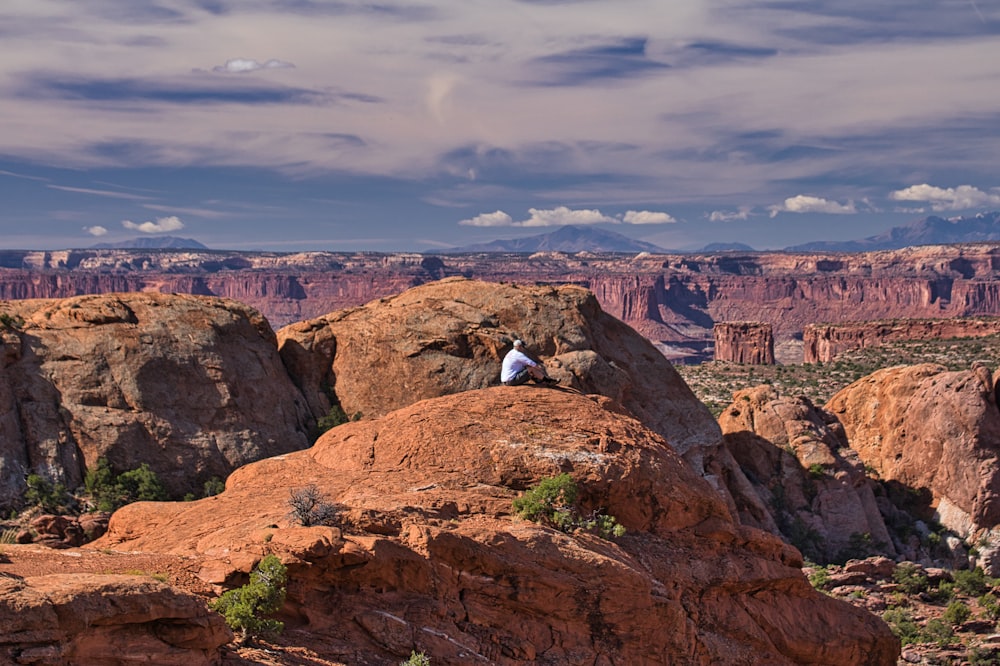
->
[714,322,775,364]
[804,317,1000,363]
[88,388,898,665]
[6,243,1000,363]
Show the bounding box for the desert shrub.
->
[512,474,625,540]
[955,567,994,596]
[893,562,930,595]
[288,485,342,527]
[807,564,831,590]
[211,554,287,645]
[928,581,955,604]
[942,600,971,626]
[968,646,1000,665]
[882,607,920,645]
[400,652,431,666]
[921,618,954,646]
[84,458,167,512]
[203,476,226,497]
[314,404,361,440]
[0,313,24,329]
[24,473,73,513]
[979,593,1000,621]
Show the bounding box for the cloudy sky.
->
[1,0,999,252]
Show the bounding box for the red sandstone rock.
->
[0,292,313,506]
[718,385,894,561]
[94,387,898,665]
[804,317,1000,363]
[826,363,1000,544]
[0,573,231,665]
[714,321,775,364]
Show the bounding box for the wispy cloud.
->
[212,58,295,73]
[47,184,154,200]
[889,183,1000,211]
[708,207,755,222]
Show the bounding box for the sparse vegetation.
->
[0,312,24,329]
[83,458,168,513]
[210,554,287,645]
[24,473,74,513]
[400,652,431,666]
[313,403,361,440]
[512,474,626,539]
[287,484,342,527]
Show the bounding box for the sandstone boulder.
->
[0,293,313,506]
[719,385,894,562]
[95,388,899,665]
[0,572,231,665]
[826,363,1000,540]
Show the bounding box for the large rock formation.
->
[826,363,1000,544]
[718,386,894,562]
[0,293,313,507]
[803,317,1000,363]
[714,322,775,364]
[0,572,231,665]
[94,388,899,665]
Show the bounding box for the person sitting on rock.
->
[501,339,559,386]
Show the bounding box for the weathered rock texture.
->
[0,293,313,507]
[94,388,899,665]
[0,572,231,665]
[6,243,1000,363]
[718,386,894,562]
[826,363,1000,541]
[714,322,775,364]
[803,317,1000,363]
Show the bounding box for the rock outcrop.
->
[0,293,313,507]
[0,572,231,665]
[803,317,1000,363]
[718,386,894,562]
[713,322,775,364]
[826,363,1000,544]
[94,387,899,665]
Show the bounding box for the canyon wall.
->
[4,243,1000,363]
[713,321,775,364]
[804,317,1000,363]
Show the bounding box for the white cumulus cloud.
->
[622,210,676,224]
[122,216,184,233]
[519,207,615,227]
[768,195,857,217]
[213,58,295,74]
[889,183,1000,211]
[83,225,108,236]
[458,210,514,227]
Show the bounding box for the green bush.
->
[314,404,361,439]
[942,600,971,626]
[24,473,73,513]
[954,567,994,596]
[400,652,431,666]
[979,593,1000,621]
[84,458,168,512]
[921,618,954,646]
[882,607,921,645]
[893,562,930,595]
[211,554,287,645]
[203,477,226,497]
[512,474,625,540]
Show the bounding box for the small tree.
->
[512,474,625,540]
[84,458,167,512]
[288,485,341,527]
[24,473,73,513]
[211,554,287,645]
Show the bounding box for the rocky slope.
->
[91,387,899,665]
[0,293,313,508]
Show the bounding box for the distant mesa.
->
[697,241,756,252]
[90,235,208,250]
[786,211,1000,252]
[448,224,669,253]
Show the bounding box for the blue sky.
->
[1,0,999,252]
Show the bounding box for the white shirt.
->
[500,348,538,382]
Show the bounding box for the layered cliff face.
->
[804,317,1000,363]
[93,388,900,665]
[714,322,775,364]
[5,243,1000,364]
[0,293,313,506]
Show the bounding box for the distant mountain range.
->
[786,211,1000,252]
[448,225,668,253]
[91,236,208,250]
